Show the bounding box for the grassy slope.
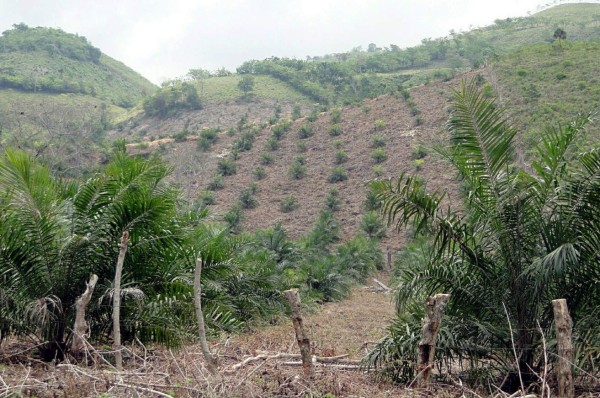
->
[493,40,600,149]
[195,75,311,104]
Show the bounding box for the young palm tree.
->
[367,80,600,388]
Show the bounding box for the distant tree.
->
[238,75,255,98]
[553,27,567,48]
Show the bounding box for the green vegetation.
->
[260,152,274,165]
[328,123,342,136]
[0,24,154,107]
[324,188,341,212]
[367,80,600,388]
[143,80,200,118]
[207,173,224,190]
[239,186,258,209]
[298,123,314,139]
[374,119,386,131]
[280,195,299,213]
[330,108,342,123]
[372,134,386,148]
[237,75,255,98]
[371,148,387,163]
[252,166,266,180]
[328,166,348,183]
[217,158,237,176]
[360,211,386,240]
[335,150,348,164]
[289,160,306,179]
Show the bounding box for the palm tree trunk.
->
[194,258,218,374]
[112,230,129,370]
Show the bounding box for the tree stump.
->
[552,299,574,398]
[71,274,98,356]
[416,293,450,388]
[283,289,313,376]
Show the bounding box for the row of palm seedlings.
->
[366,80,600,390]
[0,147,383,361]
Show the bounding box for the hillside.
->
[0,24,157,175]
[118,3,600,250]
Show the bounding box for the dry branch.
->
[372,278,392,293]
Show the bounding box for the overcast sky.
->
[1,0,560,84]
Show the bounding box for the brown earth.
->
[122,71,480,251]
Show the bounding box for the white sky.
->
[0,0,564,84]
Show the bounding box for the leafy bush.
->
[224,204,243,233]
[253,166,266,180]
[289,161,306,179]
[372,134,386,148]
[233,131,255,152]
[325,188,341,212]
[143,81,201,118]
[374,119,386,131]
[328,124,342,136]
[413,159,425,171]
[330,108,342,123]
[372,165,384,177]
[239,187,257,209]
[280,195,299,213]
[267,137,279,151]
[335,150,348,164]
[411,145,427,159]
[360,211,386,239]
[207,174,224,190]
[364,189,381,211]
[371,148,387,163]
[328,167,348,183]
[292,104,302,120]
[296,141,307,153]
[307,108,319,122]
[260,152,274,165]
[298,123,313,139]
[217,158,237,176]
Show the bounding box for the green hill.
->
[0,24,156,107]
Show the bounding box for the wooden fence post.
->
[386,247,392,271]
[416,293,450,389]
[552,299,574,398]
[283,289,313,376]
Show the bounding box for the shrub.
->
[296,141,307,153]
[239,187,257,209]
[415,116,424,126]
[267,137,279,151]
[374,119,386,131]
[292,104,302,120]
[328,124,342,136]
[305,209,340,249]
[364,189,381,211]
[372,134,385,148]
[207,174,224,190]
[372,165,384,177]
[233,131,255,152]
[307,108,319,122]
[335,150,348,164]
[217,158,237,176]
[272,119,292,140]
[328,167,348,183]
[173,131,189,142]
[333,140,342,149]
[371,148,387,163]
[295,155,306,165]
[411,145,427,159]
[330,108,342,123]
[298,123,313,139]
[280,196,299,213]
[482,83,493,98]
[260,152,274,165]
[360,211,386,239]
[227,127,236,136]
[325,188,341,212]
[253,166,266,180]
[230,148,240,160]
[200,128,219,143]
[289,162,306,179]
[197,138,211,151]
[224,204,243,233]
[413,159,425,171]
